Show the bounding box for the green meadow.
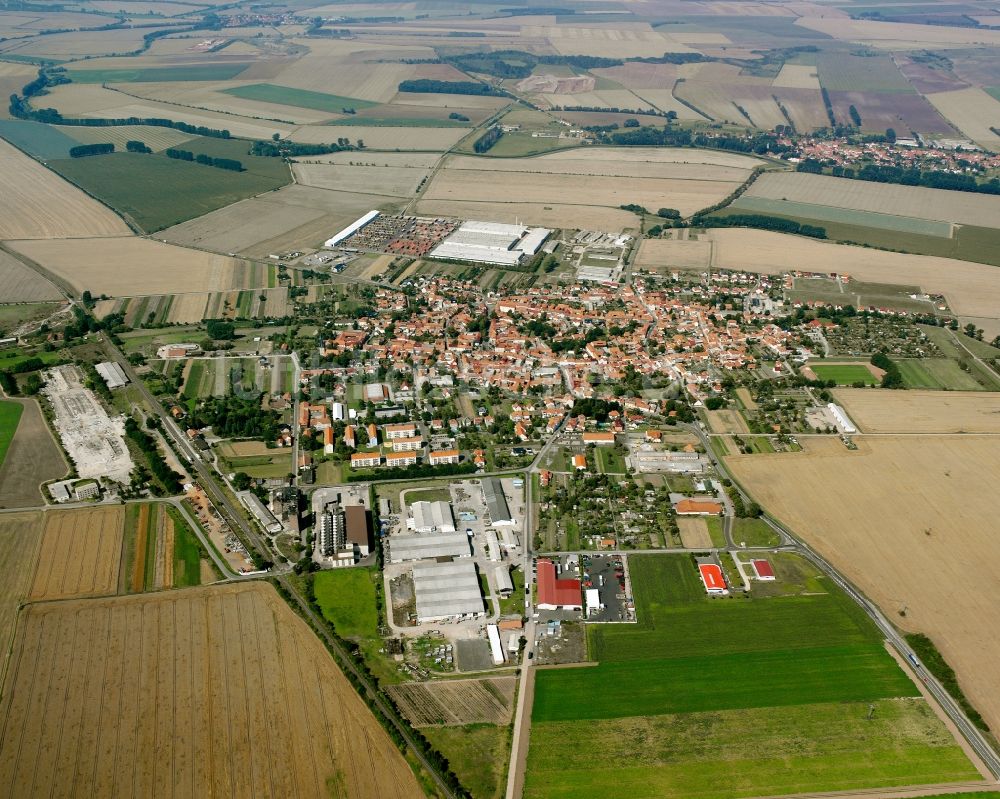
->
[525,554,979,799]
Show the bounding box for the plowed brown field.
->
[28,506,123,601]
[0,583,423,798]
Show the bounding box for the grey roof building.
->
[412,561,485,622]
[387,531,471,563]
[482,478,514,527]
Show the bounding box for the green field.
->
[809,363,878,385]
[525,554,977,798]
[528,699,976,799]
[48,137,290,232]
[67,64,250,83]
[896,358,985,391]
[731,196,952,237]
[0,401,23,469]
[333,116,471,127]
[313,567,381,639]
[731,517,779,547]
[817,53,915,93]
[0,119,80,159]
[423,724,509,799]
[594,446,627,474]
[221,83,377,112]
[168,506,211,587]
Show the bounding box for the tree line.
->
[694,212,827,239]
[797,158,1000,196]
[473,125,503,153]
[165,148,243,171]
[398,79,507,96]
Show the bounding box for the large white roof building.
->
[430,220,551,266]
[413,561,485,622]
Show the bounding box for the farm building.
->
[344,505,372,558]
[412,560,485,622]
[752,559,776,581]
[95,361,129,389]
[697,557,728,596]
[536,558,582,611]
[494,566,514,596]
[388,531,471,563]
[410,500,455,533]
[239,491,282,534]
[585,588,602,617]
[827,402,857,434]
[674,499,723,515]
[430,221,551,266]
[487,623,506,665]
[324,210,379,248]
[484,529,502,562]
[483,478,515,527]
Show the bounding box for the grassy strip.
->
[0,401,23,469]
[69,64,249,83]
[222,83,376,112]
[167,505,211,587]
[906,633,989,732]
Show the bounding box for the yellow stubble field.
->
[28,506,124,601]
[0,139,131,240]
[0,582,424,799]
[834,389,1000,433]
[727,434,1000,733]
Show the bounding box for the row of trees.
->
[798,158,1000,195]
[695,212,827,239]
[473,125,503,153]
[69,142,113,158]
[124,417,184,495]
[165,148,243,171]
[398,79,506,96]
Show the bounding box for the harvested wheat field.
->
[0,512,44,659]
[727,434,1000,733]
[677,517,712,549]
[635,239,712,270]
[925,88,1000,150]
[29,506,124,601]
[388,677,517,727]
[6,237,250,296]
[707,229,1000,323]
[413,199,638,231]
[422,170,738,218]
[746,172,1000,228]
[0,250,62,301]
[0,139,130,240]
[705,408,750,434]
[833,389,1000,433]
[0,582,423,798]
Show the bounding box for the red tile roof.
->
[537,559,581,608]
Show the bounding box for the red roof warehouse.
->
[698,562,727,594]
[752,559,776,580]
[536,559,582,610]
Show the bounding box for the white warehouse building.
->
[413,561,485,622]
[410,500,456,533]
[430,220,550,266]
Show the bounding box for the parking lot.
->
[581,554,635,622]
